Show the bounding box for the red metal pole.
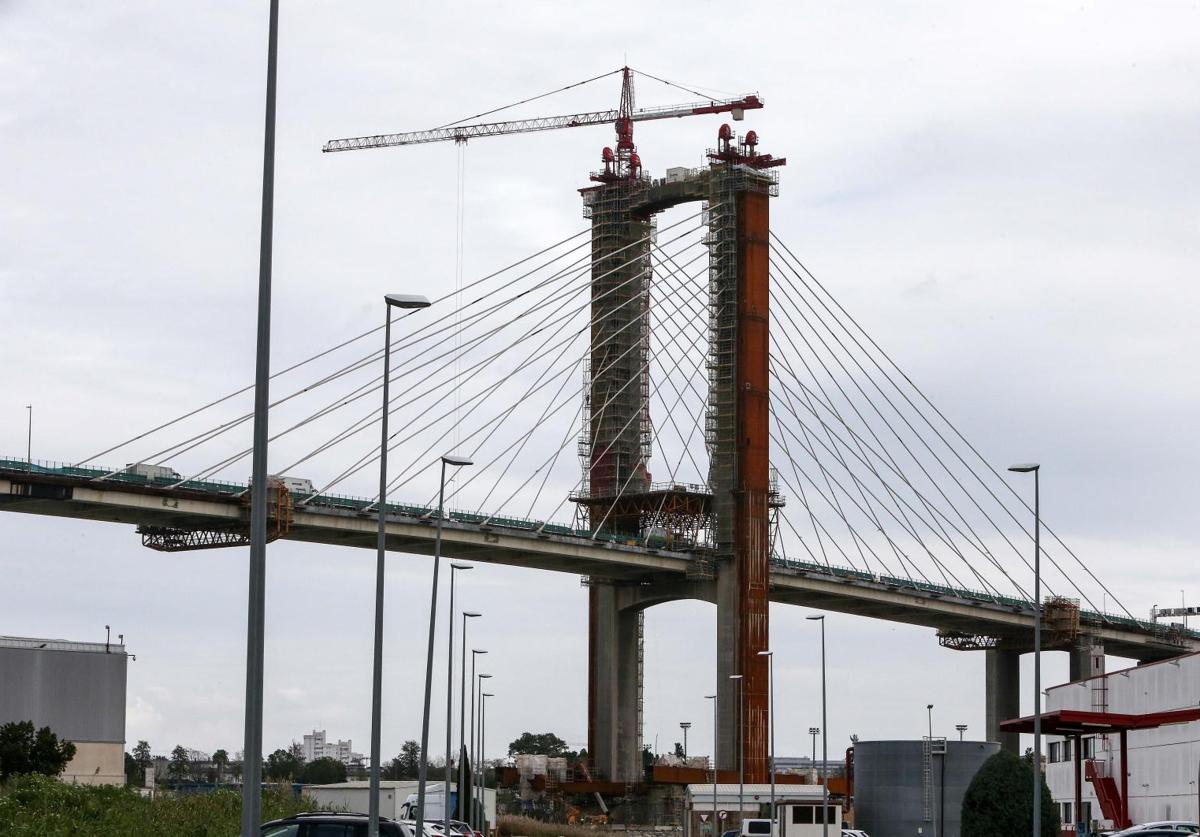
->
[1120,730,1129,828]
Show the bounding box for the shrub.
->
[961,750,1059,837]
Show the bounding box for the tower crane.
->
[323,67,763,179]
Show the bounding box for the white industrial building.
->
[0,635,129,785]
[1042,650,1200,831]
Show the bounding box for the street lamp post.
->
[480,692,494,835]
[445,564,473,837]
[706,694,718,837]
[1009,462,1041,837]
[475,672,493,832]
[458,614,481,821]
[414,454,473,837]
[468,651,487,828]
[927,704,934,741]
[808,728,819,781]
[729,674,744,832]
[956,724,968,742]
[680,722,692,760]
[758,650,776,826]
[369,292,432,837]
[807,615,829,837]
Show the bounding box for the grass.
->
[497,814,608,837]
[0,773,317,837]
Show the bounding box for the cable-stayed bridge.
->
[3,131,1195,783]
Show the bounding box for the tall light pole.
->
[414,454,473,837]
[1009,462,1041,837]
[808,728,819,781]
[475,672,493,832]
[680,722,692,760]
[956,724,968,742]
[445,563,473,837]
[757,650,776,826]
[241,3,279,834]
[25,404,32,469]
[458,613,481,821]
[729,674,744,831]
[807,615,829,837]
[705,694,718,837]
[480,691,494,835]
[927,704,934,741]
[370,293,432,837]
[468,651,487,828]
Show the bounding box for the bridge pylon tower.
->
[575,122,783,783]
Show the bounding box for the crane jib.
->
[321,95,764,153]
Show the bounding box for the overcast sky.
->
[3,1,1199,766]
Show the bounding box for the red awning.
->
[999,707,1200,735]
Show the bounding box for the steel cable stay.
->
[768,279,957,586]
[346,243,708,508]
[167,225,709,493]
[93,212,709,484]
[770,365,1018,600]
[769,258,1032,591]
[769,286,977,591]
[151,254,596,487]
[768,407,876,573]
[93,238,599,484]
[163,253,598,490]
[438,254,712,516]
[769,293,918,584]
[769,395,831,568]
[586,276,715,537]
[75,225,594,468]
[770,234,1132,622]
[392,244,710,508]
[769,251,1099,613]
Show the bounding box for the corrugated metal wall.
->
[0,645,127,743]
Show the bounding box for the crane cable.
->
[432,68,624,130]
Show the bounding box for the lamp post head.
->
[927,704,934,710]
[680,722,692,729]
[483,692,494,698]
[1008,463,1040,473]
[808,727,820,735]
[757,650,773,657]
[442,454,473,467]
[705,694,717,700]
[464,611,482,618]
[385,294,431,309]
[451,563,474,571]
[806,615,825,622]
[728,674,743,680]
[473,648,488,655]
[479,673,492,679]
[955,724,968,732]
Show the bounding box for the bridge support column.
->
[1070,636,1104,682]
[985,648,1021,754]
[588,583,643,782]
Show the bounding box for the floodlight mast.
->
[323,67,763,154]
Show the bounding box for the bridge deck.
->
[2,461,1193,662]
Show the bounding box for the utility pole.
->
[25,404,32,468]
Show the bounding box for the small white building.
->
[302,781,497,827]
[684,783,834,837]
[1043,650,1200,831]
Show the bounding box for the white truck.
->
[125,462,181,481]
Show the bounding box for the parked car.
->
[262,811,413,836]
[1112,825,1199,835]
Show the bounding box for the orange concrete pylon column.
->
[735,190,772,784]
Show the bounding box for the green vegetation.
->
[298,757,347,785]
[0,721,76,782]
[385,740,422,779]
[0,773,316,837]
[962,750,1060,837]
[508,731,570,757]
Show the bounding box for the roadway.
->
[2,463,1194,662]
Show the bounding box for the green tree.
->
[0,720,76,780]
[167,745,191,782]
[265,747,304,781]
[962,750,1059,837]
[642,745,655,769]
[672,742,685,759]
[507,732,569,757]
[386,740,421,779]
[212,749,230,783]
[300,756,348,784]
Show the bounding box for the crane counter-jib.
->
[321,95,764,152]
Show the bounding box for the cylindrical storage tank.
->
[854,740,999,837]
